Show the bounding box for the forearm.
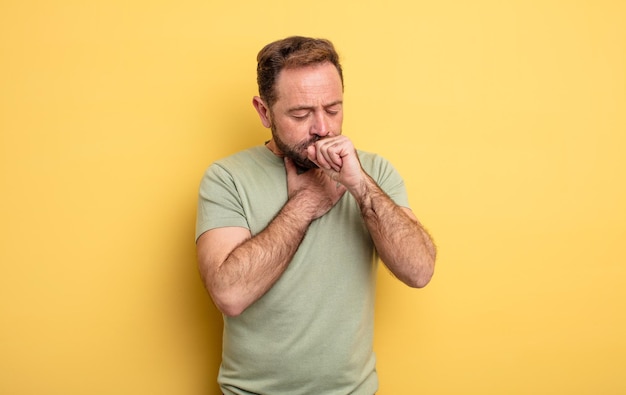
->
[210,194,313,316]
[355,174,436,288]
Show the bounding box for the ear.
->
[252,96,272,128]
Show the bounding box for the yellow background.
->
[1,1,624,394]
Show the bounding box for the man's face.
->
[266,62,344,169]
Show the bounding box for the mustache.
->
[297,135,323,151]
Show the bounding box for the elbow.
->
[406,255,436,289]
[409,272,433,288]
[199,269,250,317]
[405,271,433,288]
[218,303,246,318]
[209,288,249,317]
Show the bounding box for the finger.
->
[329,147,344,169]
[319,140,343,172]
[306,145,319,167]
[313,141,338,171]
[308,143,329,170]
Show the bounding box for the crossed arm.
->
[356,172,436,288]
[197,156,347,316]
[196,198,309,317]
[197,137,436,316]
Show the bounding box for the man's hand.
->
[307,135,437,288]
[285,156,346,221]
[306,135,366,195]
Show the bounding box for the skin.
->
[197,62,436,316]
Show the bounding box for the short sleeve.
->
[195,164,250,241]
[360,151,410,209]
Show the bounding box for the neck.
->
[265,139,283,157]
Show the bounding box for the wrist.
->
[285,190,318,224]
[351,172,376,204]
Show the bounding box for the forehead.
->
[273,62,343,106]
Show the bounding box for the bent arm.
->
[197,195,313,317]
[197,156,345,317]
[356,173,436,288]
[306,136,436,288]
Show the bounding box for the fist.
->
[306,135,365,193]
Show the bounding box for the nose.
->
[311,112,330,137]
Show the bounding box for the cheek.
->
[331,115,344,133]
[277,119,309,140]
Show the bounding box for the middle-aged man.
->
[196,36,437,395]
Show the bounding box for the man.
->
[196,36,436,395]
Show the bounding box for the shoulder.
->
[205,146,281,177]
[357,150,400,179]
[200,145,287,202]
[357,150,409,206]
[357,150,387,165]
[212,146,271,169]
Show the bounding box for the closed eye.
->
[291,112,309,120]
[325,103,342,115]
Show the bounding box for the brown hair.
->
[256,36,344,107]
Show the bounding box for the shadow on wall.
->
[180,90,267,392]
[164,196,224,393]
[188,281,224,393]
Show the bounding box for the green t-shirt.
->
[196,145,409,395]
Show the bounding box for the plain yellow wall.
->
[1,1,624,394]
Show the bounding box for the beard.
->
[271,125,320,171]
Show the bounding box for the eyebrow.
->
[287,100,343,112]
